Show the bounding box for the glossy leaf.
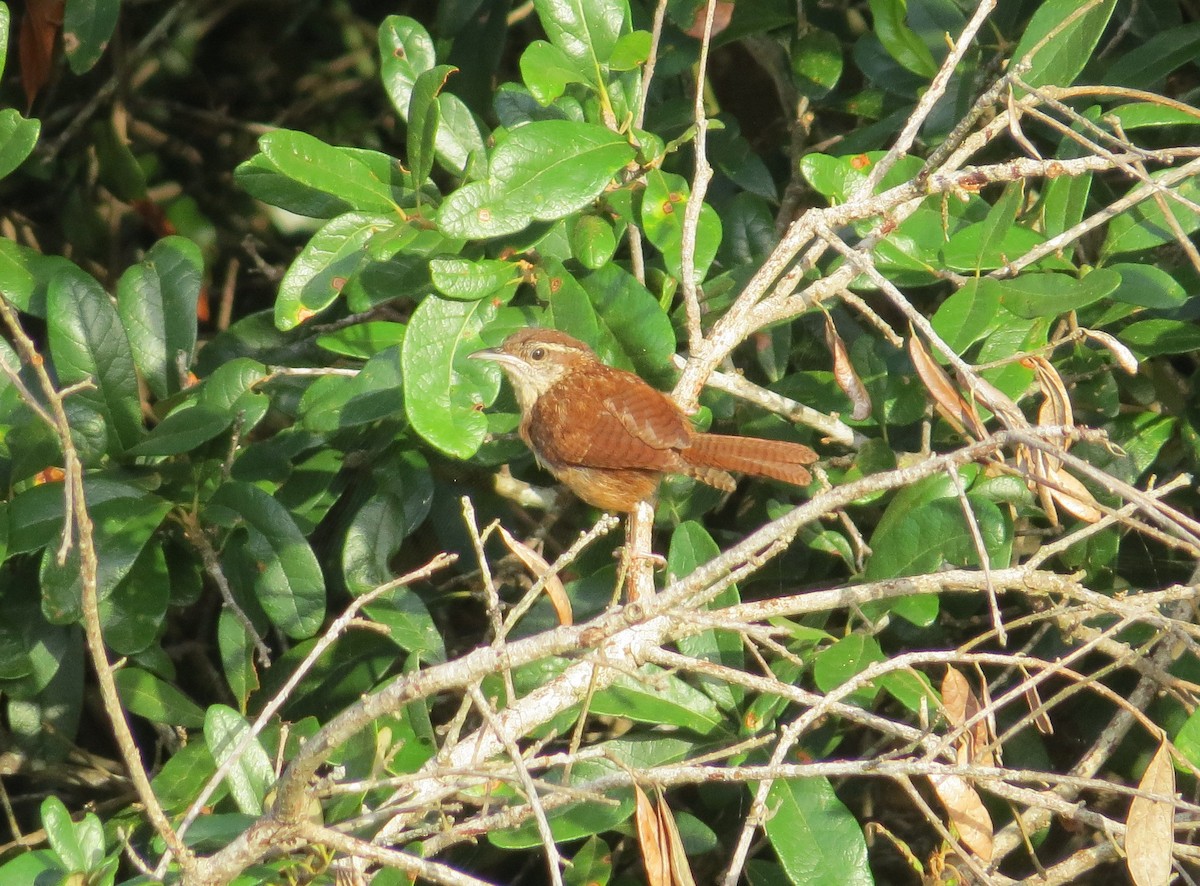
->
[209,482,326,639]
[409,64,454,197]
[640,169,722,282]
[868,0,937,77]
[117,236,202,399]
[114,666,206,728]
[763,778,872,886]
[591,664,725,735]
[533,0,627,70]
[259,130,399,215]
[275,211,395,330]
[47,265,143,454]
[993,269,1120,319]
[378,15,484,176]
[439,121,636,239]
[1101,172,1200,257]
[204,705,276,815]
[0,108,38,179]
[63,0,119,73]
[1121,319,1200,356]
[430,257,522,301]
[402,294,500,458]
[1011,0,1117,92]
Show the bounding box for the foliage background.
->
[0,0,1199,884]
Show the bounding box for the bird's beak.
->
[470,346,515,365]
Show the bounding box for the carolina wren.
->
[471,328,818,512]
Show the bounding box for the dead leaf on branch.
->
[497,525,572,626]
[1126,740,1175,886]
[928,667,996,862]
[634,784,697,886]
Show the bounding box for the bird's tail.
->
[682,434,818,489]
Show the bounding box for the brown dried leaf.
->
[19,0,63,110]
[1084,329,1139,375]
[825,314,872,420]
[929,772,995,862]
[970,668,997,768]
[908,336,985,438]
[1026,355,1074,431]
[656,787,698,886]
[1019,664,1053,735]
[497,525,572,625]
[941,667,970,728]
[1045,466,1104,523]
[635,784,670,886]
[1127,741,1175,886]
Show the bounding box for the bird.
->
[470,328,818,512]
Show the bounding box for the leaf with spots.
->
[275,212,396,330]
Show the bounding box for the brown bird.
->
[470,328,818,512]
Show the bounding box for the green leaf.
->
[218,610,260,711]
[579,263,675,380]
[438,121,636,239]
[259,130,400,215]
[868,0,937,77]
[791,28,843,99]
[569,213,618,269]
[114,666,206,728]
[763,778,872,886]
[1106,263,1187,309]
[670,521,742,710]
[813,634,885,705]
[41,795,86,871]
[47,265,143,454]
[489,759,634,848]
[204,705,275,815]
[127,404,231,457]
[209,482,326,638]
[521,40,587,104]
[378,15,484,176]
[234,153,352,219]
[1121,319,1200,356]
[40,488,172,627]
[1106,102,1200,130]
[0,109,38,179]
[1101,172,1200,258]
[402,294,500,458]
[1011,0,1117,92]
[533,0,627,70]
[409,65,455,198]
[275,212,396,330]
[993,269,1120,319]
[0,238,74,315]
[101,541,170,654]
[117,236,202,399]
[930,279,1001,354]
[591,664,725,734]
[63,0,120,73]
[640,169,722,282]
[941,221,1044,272]
[0,4,9,83]
[1104,21,1200,90]
[430,257,523,301]
[317,320,406,358]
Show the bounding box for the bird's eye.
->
[530,347,546,361]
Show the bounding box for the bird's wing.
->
[529,365,690,470]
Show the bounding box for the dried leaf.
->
[1045,466,1104,523]
[1026,355,1073,430]
[1126,741,1175,886]
[1019,664,1053,735]
[825,314,871,420]
[929,772,995,861]
[1084,329,1139,375]
[635,784,670,886]
[656,787,697,886]
[969,668,997,768]
[497,525,572,625]
[19,0,63,110]
[941,667,970,728]
[908,335,985,438]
